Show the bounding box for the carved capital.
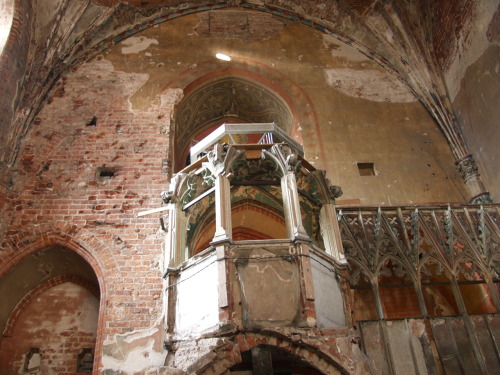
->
[203,143,242,177]
[161,172,186,203]
[270,143,301,173]
[471,192,493,204]
[456,154,479,181]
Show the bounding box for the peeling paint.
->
[322,34,369,63]
[102,324,166,373]
[445,0,499,100]
[121,36,159,55]
[324,68,417,103]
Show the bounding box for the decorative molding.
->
[456,154,479,181]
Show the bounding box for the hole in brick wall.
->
[357,162,375,176]
[76,348,94,373]
[24,348,41,373]
[96,167,116,183]
[86,116,97,126]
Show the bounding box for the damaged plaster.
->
[322,34,369,63]
[121,36,159,55]
[324,68,417,103]
[102,323,166,373]
[445,0,499,101]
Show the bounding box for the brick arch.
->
[0,230,107,283]
[3,274,99,337]
[192,332,351,375]
[0,230,108,374]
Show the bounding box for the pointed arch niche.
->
[0,245,101,375]
[172,73,295,172]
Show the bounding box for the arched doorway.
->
[230,345,325,374]
[0,245,100,374]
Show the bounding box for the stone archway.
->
[0,233,106,375]
[169,332,352,375]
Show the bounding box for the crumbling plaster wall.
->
[0,56,179,373]
[0,6,485,374]
[0,282,99,375]
[102,10,467,205]
[0,246,98,336]
[441,0,500,201]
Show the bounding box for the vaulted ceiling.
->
[0,0,497,171]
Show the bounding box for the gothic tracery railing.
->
[338,204,500,319]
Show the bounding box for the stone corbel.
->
[310,170,343,204]
[161,172,187,204]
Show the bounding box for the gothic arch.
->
[3,274,99,337]
[188,332,351,375]
[0,231,108,374]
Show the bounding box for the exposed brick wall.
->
[3,274,99,337]
[0,57,181,358]
[0,282,98,375]
[0,0,32,164]
[431,0,474,69]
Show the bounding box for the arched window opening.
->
[184,190,217,257]
[420,258,460,317]
[0,246,100,375]
[378,258,421,319]
[230,180,286,242]
[187,187,287,256]
[456,261,497,314]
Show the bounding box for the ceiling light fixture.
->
[215,53,231,61]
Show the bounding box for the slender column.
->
[414,281,429,318]
[215,244,229,309]
[281,172,309,241]
[165,269,179,334]
[320,204,346,262]
[164,203,185,267]
[212,174,232,244]
[450,279,489,375]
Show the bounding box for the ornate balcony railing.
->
[338,204,500,375]
[338,204,500,289]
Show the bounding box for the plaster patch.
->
[322,34,368,62]
[121,36,159,54]
[102,338,165,373]
[324,68,417,103]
